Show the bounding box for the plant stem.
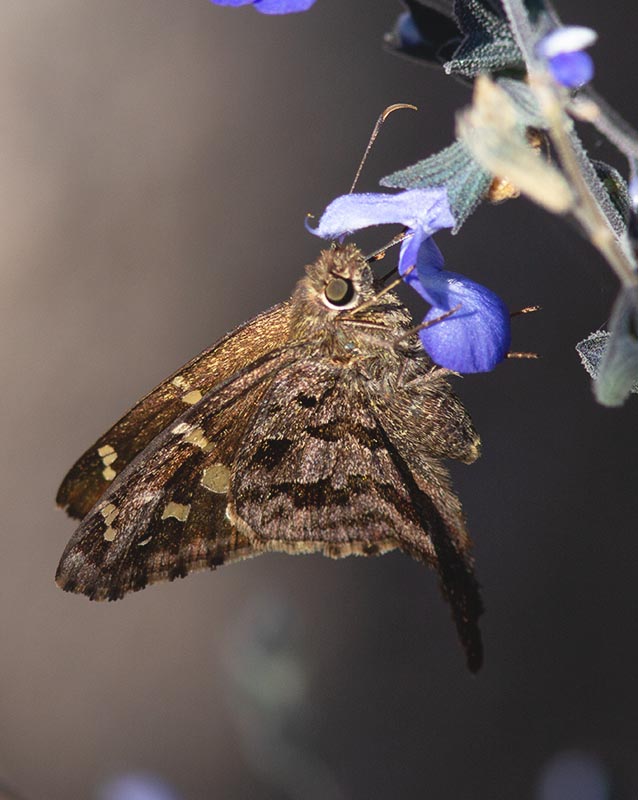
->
[532,74,637,289]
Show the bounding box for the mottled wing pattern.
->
[229,360,434,559]
[369,358,481,549]
[56,302,292,520]
[55,346,299,600]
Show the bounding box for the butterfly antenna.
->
[348,103,417,195]
[394,304,462,343]
[510,304,541,317]
[508,305,541,357]
[365,229,411,261]
[365,228,411,270]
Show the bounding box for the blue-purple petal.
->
[209,0,253,6]
[396,11,424,48]
[254,0,316,12]
[398,229,421,276]
[535,26,597,88]
[536,26,597,59]
[210,0,315,10]
[309,188,454,241]
[399,233,444,287]
[418,270,511,373]
[548,51,594,88]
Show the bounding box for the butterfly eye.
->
[324,277,356,308]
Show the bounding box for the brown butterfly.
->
[56,243,484,671]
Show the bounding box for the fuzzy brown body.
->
[57,244,484,670]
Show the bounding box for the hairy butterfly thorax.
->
[56,241,485,671]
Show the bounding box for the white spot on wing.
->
[201,463,230,493]
[183,427,212,452]
[100,502,119,541]
[103,526,117,542]
[182,389,203,405]
[98,443,118,480]
[100,503,119,526]
[172,375,202,405]
[161,501,191,522]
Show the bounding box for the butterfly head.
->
[300,243,374,313]
[300,244,375,315]
[288,243,411,357]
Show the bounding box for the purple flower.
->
[309,190,510,373]
[536,26,597,88]
[209,0,315,13]
[394,11,425,49]
[401,237,510,373]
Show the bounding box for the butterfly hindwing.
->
[56,302,292,520]
[368,356,481,551]
[229,353,483,670]
[56,343,299,600]
[229,359,425,557]
[367,360,484,670]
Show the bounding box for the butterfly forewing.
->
[55,336,300,600]
[56,302,292,520]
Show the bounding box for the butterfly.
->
[56,242,485,671]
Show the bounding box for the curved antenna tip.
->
[380,103,418,122]
[349,104,419,195]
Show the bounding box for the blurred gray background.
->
[2,1,638,798]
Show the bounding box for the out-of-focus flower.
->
[537,750,611,800]
[536,26,597,88]
[98,772,180,800]
[209,0,315,13]
[394,11,425,49]
[309,190,510,372]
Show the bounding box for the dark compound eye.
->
[324,277,355,307]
